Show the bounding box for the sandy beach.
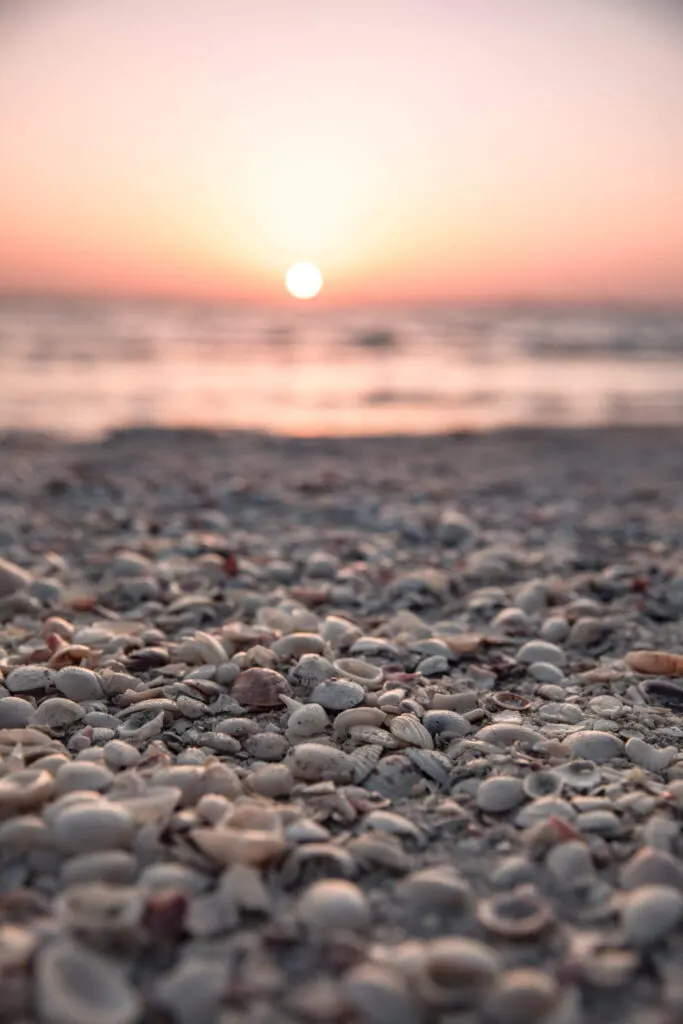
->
[2,425,683,1024]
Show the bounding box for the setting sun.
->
[285,263,323,300]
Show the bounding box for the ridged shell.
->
[389,714,434,750]
[406,747,452,788]
[351,744,383,783]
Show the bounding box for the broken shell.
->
[288,742,356,783]
[522,770,563,799]
[389,714,434,750]
[491,691,531,712]
[55,882,143,938]
[334,658,383,689]
[625,649,683,676]
[231,668,292,709]
[417,935,499,1008]
[350,743,384,783]
[477,885,554,938]
[190,825,287,866]
[189,630,229,664]
[405,747,452,789]
[557,759,601,792]
[333,706,387,738]
[35,938,142,1024]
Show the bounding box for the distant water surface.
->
[1,297,682,437]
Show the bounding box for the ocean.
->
[1,296,682,438]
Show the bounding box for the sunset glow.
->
[285,263,323,300]
[1,1,682,304]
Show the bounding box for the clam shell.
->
[35,938,142,1024]
[389,714,434,750]
[351,743,383,783]
[190,825,287,866]
[417,936,499,1008]
[230,667,292,709]
[405,747,452,788]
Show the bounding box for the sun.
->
[285,262,323,300]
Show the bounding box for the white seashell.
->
[348,724,400,749]
[334,657,383,689]
[351,743,384,783]
[285,702,329,739]
[406,747,452,789]
[191,630,229,664]
[362,809,424,843]
[389,714,434,750]
[311,678,365,710]
[321,615,362,650]
[116,785,183,824]
[32,697,85,729]
[347,831,411,872]
[287,742,356,783]
[191,825,288,866]
[333,706,387,737]
[289,653,336,686]
[55,882,143,937]
[35,938,142,1024]
[271,632,326,660]
[0,814,53,851]
[298,879,370,937]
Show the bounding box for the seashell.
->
[52,800,136,853]
[405,746,452,789]
[191,825,287,866]
[624,736,676,772]
[54,761,114,795]
[545,840,595,884]
[280,841,358,886]
[362,809,423,843]
[60,851,139,887]
[417,935,499,1008]
[0,768,54,809]
[515,796,576,828]
[284,817,331,843]
[285,702,329,739]
[271,632,326,660]
[350,636,401,658]
[0,814,53,851]
[288,742,356,783]
[348,724,400,749]
[117,785,182,824]
[620,846,683,891]
[422,709,471,738]
[35,938,142,1024]
[363,754,422,800]
[475,723,545,748]
[351,743,383,783]
[230,667,292,709]
[638,678,683,709]
[522,770,562,799]
[389,713,433,750]
[625,649,683,676]
[476,775,525,813]
[398,865,473,914]
[620,884,683,946]
[333,706,387,737]
[180,630,228,665]
[566,730,624,763]
[334,657,383,689]
[54,666,104,701]
[490,691,531,712]
[321,615,362,650]
[289,653,335,686]
[310,677,365,710]
[32,696,85,729]
[0,554,32,596]
[117,710,165,744]
[477,885,554,938]
[557,759,601,791]
[347,831,411,872]
[298,879,370,936]
[248,763,293,799]
[481,968,561,1024]
[55,882,143,938]
[343,963,423,1024]
[5,665,54,694]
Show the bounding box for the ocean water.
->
[1,296,682,438]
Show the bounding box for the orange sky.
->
[1,0,682,306]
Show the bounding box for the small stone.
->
[476,775,526,813]
[620,847,683,891]
[516,640,566,667]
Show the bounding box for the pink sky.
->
[1,0,682,305]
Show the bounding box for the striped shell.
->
[389,714,434,750]
[351,744,383,783]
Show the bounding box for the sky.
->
[0,0,682,306]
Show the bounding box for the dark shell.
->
[231,668,292,709]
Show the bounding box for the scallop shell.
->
[405,747,452,789]
[389,714,434,750]
[351,743,383,783]
[625,649,683,676]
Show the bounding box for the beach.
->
[2,425,683,1023]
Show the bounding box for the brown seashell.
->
[625,650,683,677]
[231,668,292,709]
[477,885,554,938]
[490,691,530,712]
